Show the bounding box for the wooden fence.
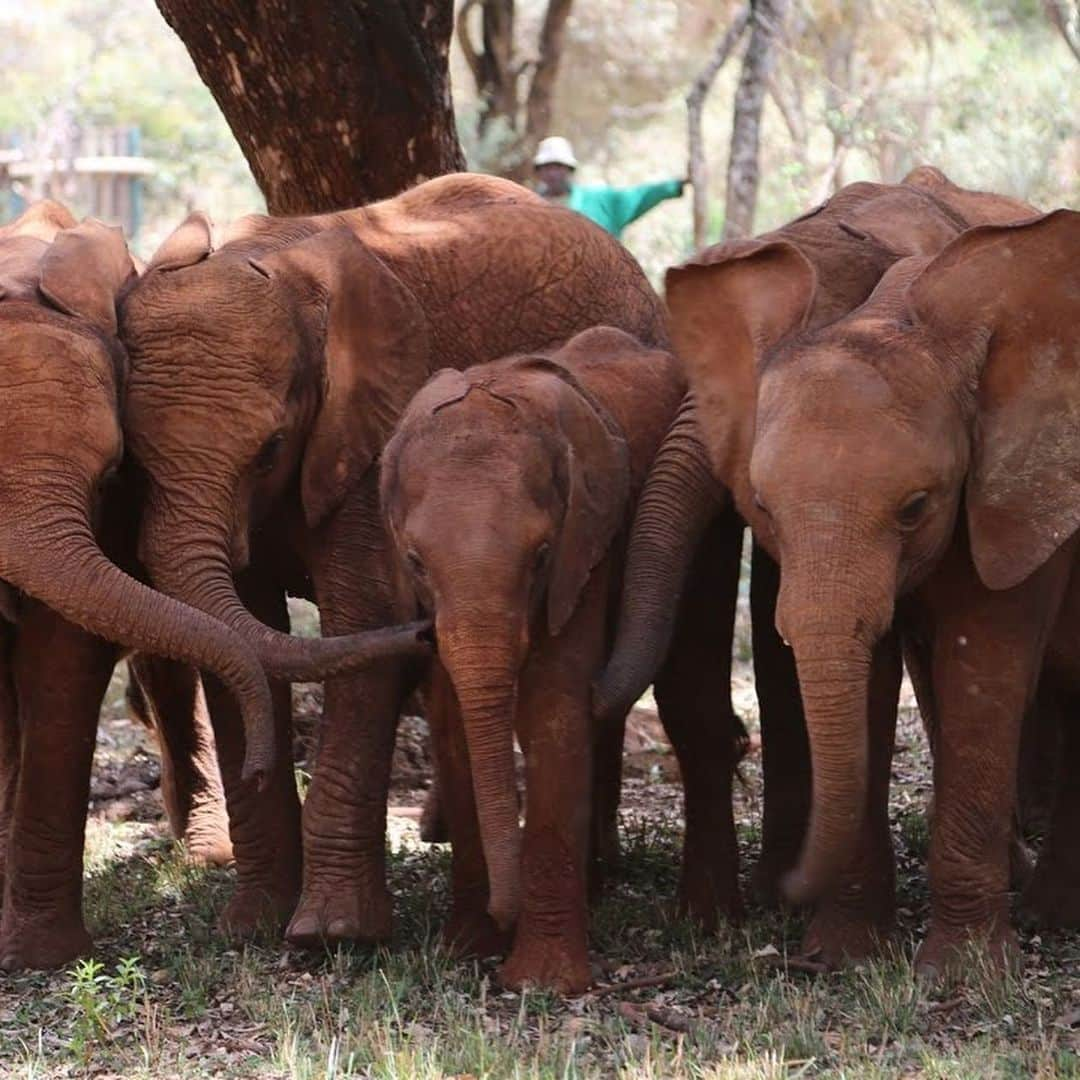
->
[0,126,155,237]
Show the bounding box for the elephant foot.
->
[499,932,591,996]
[0,913,92,971]
[183,827,234,869]
[181,801,234,868]
[678,870,743,932]
[441,906,511,959]
[914,920,1018,983]
[218,884,296,940]
[1019,863,1080,929]
[286,883,392,949]
[799,901,893,969]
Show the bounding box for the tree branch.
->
[686,4,752,248]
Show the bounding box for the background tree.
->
[455,0,574,178]
[153,0,466,213]
[723,0,790,240]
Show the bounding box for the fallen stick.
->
[592,971,679,997]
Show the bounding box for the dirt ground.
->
[3,609,1078,1077]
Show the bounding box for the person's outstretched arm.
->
[607,179,685,233]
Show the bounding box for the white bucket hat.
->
[534,136,578,169]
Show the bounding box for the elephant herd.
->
[0,167,1076,996]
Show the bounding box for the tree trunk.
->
[154,0,466,213]
[686,5,751,249]
[723,0,789,241]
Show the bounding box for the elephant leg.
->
[427,662,510,958]
[915,547,1069,979]
[800,631,900,966]
[128,655,232,867]
[654,511,745,930]
[204,576,301,939]
[749,541,812,908]
[587,701,625,899]
[1019,677,1080,928]
[1016,679,1060,839]
[0,602,114,970]
[499,568,607,996]
[0,624,17,898]
[288,482,419,948]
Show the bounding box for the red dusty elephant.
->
[685,195,1080,976]
[0,203,277,969]
[381,327,748,994]
[117,174,671,949]
[0,202,413,970]
[596,175,977,954]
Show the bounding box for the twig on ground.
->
[592,971,679,997]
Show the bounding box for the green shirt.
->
[564,179,684,238]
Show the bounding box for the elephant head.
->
[697,209,1080,905]
[594,179,965,722]
[380,354,630,930]
[0,204,279,780]
[118,214,433,680]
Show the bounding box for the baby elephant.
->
[381,327,745,993]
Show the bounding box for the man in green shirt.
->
[533,136,686,239]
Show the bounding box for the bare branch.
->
[456,0,483,83]
[686,5,752,248]
[522,0,574,157]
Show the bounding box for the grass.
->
[1,652,1078,1077]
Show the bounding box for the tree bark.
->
[686,5,751,249]
[154,0,466,214]
[722,0,789,241]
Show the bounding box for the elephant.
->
[116,173,670,948]
[594,173,1016,960]
[380,327,747,993]
[0,202,420,970]
[0,202,278,969]
[680,201,1080,975]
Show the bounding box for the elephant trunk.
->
[781,634,872,906]
[594,397,723,720]
[776,535,893,906]
[0,508,275,781]
[440,629,523,932]
[140,510,431,681]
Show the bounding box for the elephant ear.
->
[255,227,431,530]
[666,240,816,496]
[909,209,1080,590]
[38,219,136,335]
[149,210,215,271]
[0,236,49,301]
[0,200,77,243]
[531,360,630,635]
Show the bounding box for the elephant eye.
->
[254,432,286,476]
[753,491,770,517]
[898,490,930,530]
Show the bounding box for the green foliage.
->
[65,954,148,1063]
